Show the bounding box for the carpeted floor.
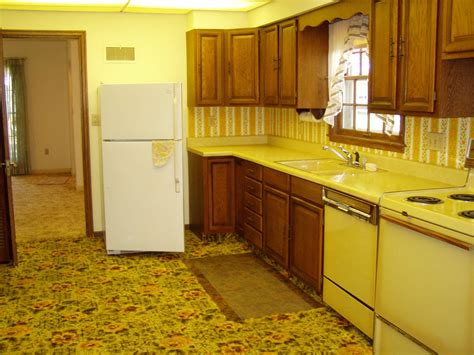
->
[11,174,85,241]
[0,175,373,353]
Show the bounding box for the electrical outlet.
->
[91,114,101,126]
[427,132,446,151]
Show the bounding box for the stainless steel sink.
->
[277,158,376,175]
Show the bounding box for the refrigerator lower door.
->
[102,140,184,253]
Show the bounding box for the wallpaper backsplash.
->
[189,107,473,170]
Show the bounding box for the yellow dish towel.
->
[152,141,174,167]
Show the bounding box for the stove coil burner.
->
[406,196,443,204]
[449,193,474,202]
[458,210,474,219]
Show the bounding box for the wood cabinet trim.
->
[380,215,472,251]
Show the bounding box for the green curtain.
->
[4,58,29,175]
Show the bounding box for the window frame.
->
[329,48,405,153]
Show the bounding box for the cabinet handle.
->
[389,38,395,59]
[399,38,405,57]
[273,58,279,70]
[248,168,255,173]
[227,62,231,75]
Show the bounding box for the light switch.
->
[91,114,101,126]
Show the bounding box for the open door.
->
[0,31,18,265]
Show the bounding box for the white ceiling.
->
[0,0,273,13]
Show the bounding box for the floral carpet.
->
[1,232,372,353]
[1,175,372,353]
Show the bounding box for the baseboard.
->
[30,169,72,174]
[93,231,104,238]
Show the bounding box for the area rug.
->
[186,253,322,321]
[32,175,70,185]
[0,232,372,353]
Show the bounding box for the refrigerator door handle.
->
[173,83,183,141]
[174,142,182,193]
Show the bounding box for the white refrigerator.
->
[100,83,184,254]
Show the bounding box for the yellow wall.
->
[2,9,189,231]
[189,107,474,170]
[1,3,332,232]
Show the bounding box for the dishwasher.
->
[322,187,378,338]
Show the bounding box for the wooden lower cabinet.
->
[263,185,290,268]
[188,153,235,235]
[190,155,324,295]
[289,196,324,294]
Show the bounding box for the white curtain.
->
[323,15,369,126]
[323,14,395,135]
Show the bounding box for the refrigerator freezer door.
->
[100,83,182,140]
[102,141,184,253]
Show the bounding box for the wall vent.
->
[105,47,135,62]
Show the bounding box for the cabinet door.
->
[289,196,324,294]
[279,19,297,106]
[263,185,289,267]
[187,30,224,106]
[398,0,438,112]
[260,25,279,105]
[442,0,474,58]
[204,157,235,233]
[226,29,260,105]
[297,23,328,109]
[368,0,398,111]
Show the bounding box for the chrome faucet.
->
[323,145,360,167]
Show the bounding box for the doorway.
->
[1,30,92,258]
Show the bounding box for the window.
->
[330,47,405,152]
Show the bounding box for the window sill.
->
[329,131,406,153]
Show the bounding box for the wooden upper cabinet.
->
[369,0,398,111]
[260,20,297,106]
[186,30,225,106]
[441,0,474,59]
[297,23,328,110]
[226,29,260,105]
[260,25,279,105]
[398,0,438,113]
[369,0,437,114]
[279,20,297,106]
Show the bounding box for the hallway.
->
[12,174,85,241]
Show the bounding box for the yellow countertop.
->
[187,144,456,204]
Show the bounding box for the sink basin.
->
[277,159,374,175]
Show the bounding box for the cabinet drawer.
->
[263,167,290,192]
[244,224,262,249]
[291,176,323,205]
[243,161,262,181]
[244,177,262,198]
[244,192,262,215]
[244,208,262,231]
